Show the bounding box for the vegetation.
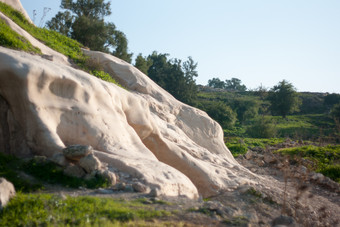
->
[267,80,301,118]
[137,52,199,105]
[208,77,247,91]
[277,145,340,183]
[0,20,41,54]
[47,0,132,62]
[0,193,170,226]
[0,153,109,192]
[0,1,85,63]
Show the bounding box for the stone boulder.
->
[63,145,93,161]
[78,154,102,173]
[0,178,15,209]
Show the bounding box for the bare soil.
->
[40,147,340,227]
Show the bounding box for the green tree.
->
[207,77,225,89]
[146,52,198,105]
[47,0,132,62]
[331,103,340,122]
[134,53,152,75]
[232,97,259,124]
[267,80,301,118]
[324,93,340,108]
[198,101,236,128]
[225,78,247,92]
[46,11,74,36]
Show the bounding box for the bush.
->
[246,117,276,138]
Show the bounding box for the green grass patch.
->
[91,70,125,89]
[0,2,84,63]
[0,153,43,192]
[277,145,340,182]
[0,20,41,54]
[270,114,335,139]
[0,193,170,226]
[225,137,285,157]
[0,2,129,87]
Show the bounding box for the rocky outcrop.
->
[0,0,259,198]
[0,178,15,209]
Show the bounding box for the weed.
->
[0,193,170,226]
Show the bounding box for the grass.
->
[0,20,41,54]
[226,137,285,157]
[0,193,171,226]
[277,145,340,183]
[0,2,125,87]
[0,2,84,63]
[0,153,109,192]
[0,153,43,192]
[91,70,125,89]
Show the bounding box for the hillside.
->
[0,1,339,226]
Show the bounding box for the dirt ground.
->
[41,147,340,227]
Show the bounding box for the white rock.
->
[0,178,16,209]
[132,182,149,193]
[97,169,116,186]
[49,153,68,166]
[0,30,259,198]
[78,154,101,173]
[63,164,86,178]
[63,145,93,161]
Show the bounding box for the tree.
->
[134,54,152,75]
[267,80,301,118]
[198,101,236,128]
[324,93,340,108]
[207,77,225,89]
[47,0,132,62]
[232,97,259,124]
[225,78,247,92]
[146,52,198,105]
[46,11,74,36]
[331,103,340,122]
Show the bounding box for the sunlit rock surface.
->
[0,0,259,198]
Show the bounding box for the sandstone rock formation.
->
[0,1,260,198]
[0,178,15,209]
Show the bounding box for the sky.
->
[20,0,340,93]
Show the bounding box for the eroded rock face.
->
[0,0,259,197]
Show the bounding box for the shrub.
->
[246,117,276,138]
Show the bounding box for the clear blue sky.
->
[21,0,340,93]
